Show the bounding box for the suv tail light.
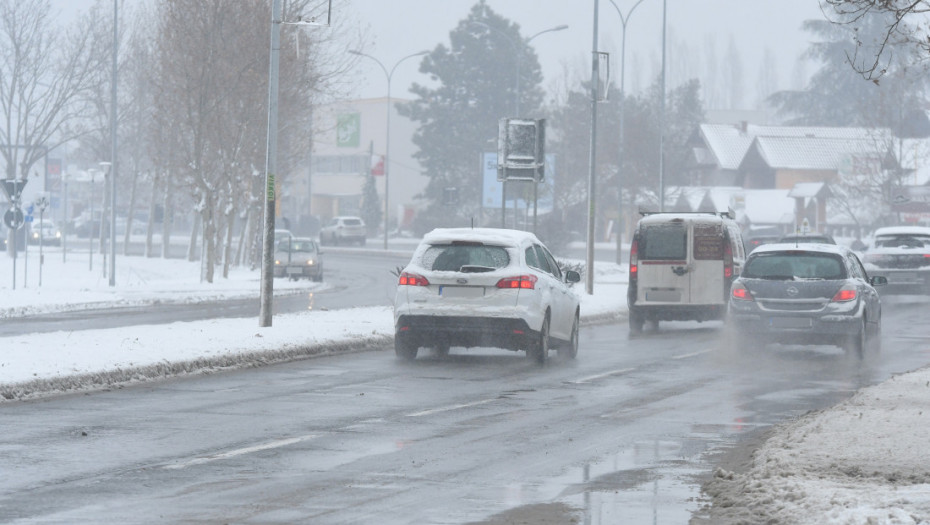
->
[832,286,857,302]
[496,274,537,289]
[731,283,753,301]
[398,272,429,286]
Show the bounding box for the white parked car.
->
[319,216,366,246]
[861,226,930,295]
[29,220,61,246]
[393,227,581,364]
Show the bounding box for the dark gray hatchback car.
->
[727,243,886,356]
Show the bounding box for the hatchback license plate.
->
[768,317,812,329]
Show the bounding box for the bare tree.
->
[0,0,106,196]
[823,0,930,79]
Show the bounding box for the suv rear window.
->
[421,244,510,272]
[640,223,687,260]
[342,218,362,226]
[874,235,930,248]
[743,253,846,280]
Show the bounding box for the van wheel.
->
[629,310,645,336]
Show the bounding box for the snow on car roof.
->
[750,242,851,256]
[421,227,541,246]
[637,212,734,226]
[873,226,930,237]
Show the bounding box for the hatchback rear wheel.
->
[395,337,418,361]
[844,318,866,358]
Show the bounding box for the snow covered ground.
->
[1,245,929,523]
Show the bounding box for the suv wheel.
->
[528,314,550,365]
[558,313,579,359]
[395,337,418,360]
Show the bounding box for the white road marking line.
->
[569,368,636,384]
[163,434,318,470]
[406,398,497,417]
[671,349,712,360]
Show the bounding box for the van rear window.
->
[641,224,687,260]
[693,225,724,260]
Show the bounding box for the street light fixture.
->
[349,49,428,250]
[608,0,650,264]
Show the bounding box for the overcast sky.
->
[54,0,830,108]
[344,0,829,105]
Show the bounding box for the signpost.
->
[2,177,28,290]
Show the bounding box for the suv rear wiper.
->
[459,265,495,273]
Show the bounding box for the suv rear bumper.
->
[395,314,538,351]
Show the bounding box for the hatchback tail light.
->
[496,274,537,289]
[731,284,753,301]
[398,272,429,286]
[832,286,857,302]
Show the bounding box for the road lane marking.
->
[671,349,712,360]
[405,398,497,417]
[163,434,318,470]
[568,368,636,384]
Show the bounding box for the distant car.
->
[393,227,581,363]
[744,234,782,253]
[727,243,886,356]
[274,228,293,242]
[273,237,323,281]
[319,216,366,246]
[861,226,930,295]
[28,220,61,246]
[777,233,836,245]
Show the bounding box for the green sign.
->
[337,113,360,147]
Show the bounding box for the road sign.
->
[2,179,27,201]
[4,207,24,229]
[35,194,49,211]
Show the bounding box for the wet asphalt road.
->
[1,295,928,523]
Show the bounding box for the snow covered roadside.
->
[700,368,930,524]
[0,251,627,401]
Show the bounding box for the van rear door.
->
[691,223,725,304]
[637,220,690,304]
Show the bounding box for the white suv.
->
[319,216,366,246]
[393,228,581,364]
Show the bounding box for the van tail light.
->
[496,274,537,289]
[731,284,753,301]
[723,237,734,278]
[629,237,639,282]
[398,272,429,286]
[832,286,857,302]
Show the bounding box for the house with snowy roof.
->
[687,123,909,235]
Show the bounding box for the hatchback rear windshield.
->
[640,223,687,260]
[342,219,363,226]
[743,252,846,280]
[420,243,510,272]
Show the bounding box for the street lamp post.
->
[108,0,118,287]
[349,50,428,250]
[608,0,649,264]
[88,169,98,272]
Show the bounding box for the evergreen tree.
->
[360,173,382,237]
[397,1,545,232]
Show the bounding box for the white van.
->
[627,211,745,334]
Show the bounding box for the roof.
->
[788,182,831,199]
[699,124,892,171]
[741,189,795,225]
[636,211,735,226]
[747,135,892,171]
[421,227,541,246]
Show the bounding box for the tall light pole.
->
[259,0,330,327]
[470,21,568,228]
[659,0,667,212]
[586,0,600,294]
[349,49,428,250]
[608,0,649,264]
[108,0,117,287]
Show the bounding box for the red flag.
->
[371,154,385,176]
